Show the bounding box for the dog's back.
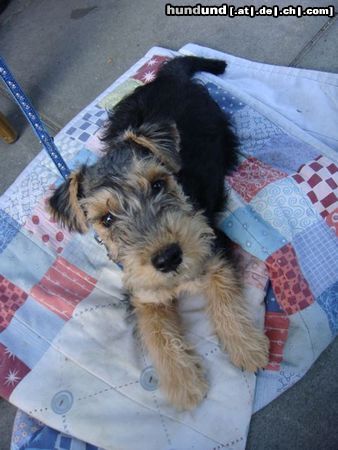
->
[103,56,238,224]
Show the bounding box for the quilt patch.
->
[206,82,246,116]
[250,177,320,241]
[325,208,338,236]
[24,195,72,256]
[132,55,170,83]
[82,106,107,128]
[30,257,97,320]
[61,232,111,279]
[0,275,28,332]
[0,297,64,369]
[220,204,287,260]
[293,221,338,298]
[227,156,286,203]
[98,78,142,110]
[0,165,55,224]
[264,283,290,371]
[0,230,55,294]
[316,282,338,336]
[292,156,338,219]
[43,135,84,174]
[237,250,269,291]
[65,117,101,144]
[265,312,289,371]
[0,209,21,254]
[266,244,314,314]
[0,343,30,399]
[233,104,284,155]
[248,134,320,174]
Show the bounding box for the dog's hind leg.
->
[133,299,208,410]
[202,255,269,372]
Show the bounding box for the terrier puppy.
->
[49,56,269,410]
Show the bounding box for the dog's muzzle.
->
[151,243,183,273]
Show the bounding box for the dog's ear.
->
[123,122,181,172]
[48,168,88,233]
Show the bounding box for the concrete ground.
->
[0,0,337,449]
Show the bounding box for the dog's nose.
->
[151,243,183,273]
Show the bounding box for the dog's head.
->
[48,122,214,294]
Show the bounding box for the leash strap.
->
[0,57,121,262]
[0,56,70,179]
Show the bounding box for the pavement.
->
[0,0,337,449]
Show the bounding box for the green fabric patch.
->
[98,78,143,110]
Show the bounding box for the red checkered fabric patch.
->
[265,312,290,371]
[0,343,30,399]
[227,157,286,203]
[132,55,170,84]
[266,244,314,314]
[30,257,97,320]
[0,276,28,332]
[292,156,338,219]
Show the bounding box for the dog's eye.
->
[151,179,166,194]
[101,212,115,228]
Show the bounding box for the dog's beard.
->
[118,209,215,293]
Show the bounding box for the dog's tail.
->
[157,56,226,81]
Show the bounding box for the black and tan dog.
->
[49,56,269,410]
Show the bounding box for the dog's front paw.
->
[163,360,208,410]
[228,329,270,372]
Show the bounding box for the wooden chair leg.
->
[0,112,17,144]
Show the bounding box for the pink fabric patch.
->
[24,190,72,255]
[30,257,97,320]
[236,247,269,290]
[227,157,286,203]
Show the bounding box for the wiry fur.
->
[49,56,269,410]
[123,122,181,172]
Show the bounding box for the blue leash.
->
[0,56,70,180]
[0,57,123,258]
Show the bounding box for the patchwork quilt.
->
[1,44,337,450]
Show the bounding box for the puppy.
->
[49,56,269,410]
